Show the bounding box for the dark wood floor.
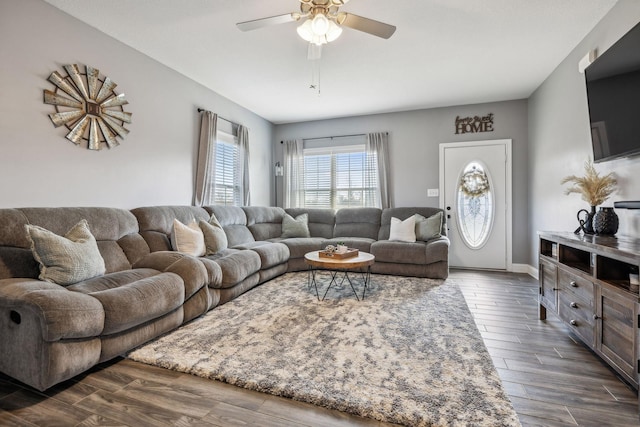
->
[0,270,638,426]
[453,269,639,427]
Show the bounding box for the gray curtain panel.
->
[194,111,218,206]
[237,125,250,206]
[283,139,304,208]
[366,132,391,209]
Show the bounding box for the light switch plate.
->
[427,189,439,197]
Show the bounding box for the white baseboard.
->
[510,263,538,279]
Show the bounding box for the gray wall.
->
[0,0,273,209]
[274,100,529,264]
[9,0,640,271]
[528,0,640,266]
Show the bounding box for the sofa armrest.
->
[133,251,208,299]
[425,235,450,246]
[424,236,450,263]
[197,258,223,289]
[0,278,105,341]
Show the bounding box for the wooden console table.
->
[538,231,640,393]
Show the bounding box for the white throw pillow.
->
[171,219,206,256]
[25,219,106,286]
[389,216,416,243]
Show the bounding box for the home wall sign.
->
[455,113,494,135]
[43,64,132,150]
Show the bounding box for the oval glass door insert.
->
[456,161,494,249]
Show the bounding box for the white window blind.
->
[213,130,241,206]
[302,143,379,209]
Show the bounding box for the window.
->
[302,144,379,209]
[212,131,241,206]
[456,161,494,249]
[195,112,249,208]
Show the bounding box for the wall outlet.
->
[427,189,439,197]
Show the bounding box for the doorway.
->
[439,139,512,270]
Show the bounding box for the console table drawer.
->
[558,291,595,345]
[559,269,594,302]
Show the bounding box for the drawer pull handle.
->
[570,281,578,287]
[570,319,578,326]
[552,288,559,291]
[570,302,578,308]
[593,314,600,320]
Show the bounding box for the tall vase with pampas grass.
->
[561,160,617,235]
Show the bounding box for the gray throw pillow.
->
[25,219,106,286]
[200,214,228,255]
[414,212,443,241]
[281,213,311,238]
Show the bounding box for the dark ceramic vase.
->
[577,206,596,234]
[593,207,619,235]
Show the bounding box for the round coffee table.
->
[304,250,375,301]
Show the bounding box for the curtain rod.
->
[196,108,239,127]
[279,132,388,144]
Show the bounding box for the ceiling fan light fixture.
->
[297,12,342,45]
[325,20,342,42]
[296,19,314,41]
[310,13,330,35]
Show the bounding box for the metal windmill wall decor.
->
[43,64,132,150]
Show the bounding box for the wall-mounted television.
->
[585,21,640,163]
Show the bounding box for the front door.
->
[439,140,511,270]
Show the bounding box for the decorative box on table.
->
[319,248,359,259]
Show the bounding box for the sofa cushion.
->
[280,237,325,259]
[206,206,255,247]
[415,212,443,241]
[371,237,449,265]
[243,206,285,241]
[232,241,290,269]
[69,269,185,335]
[389,216,416,242]
[204,250,261,289]
[170,219,205,257]
[67,268,161,293]
[26,219,106,286]
[281,213,311,238]
[370,241,429,264]
[334,208,381,239]
[199,215,228,255]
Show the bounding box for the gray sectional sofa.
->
[0,207,210,391]
[0,205,448,391]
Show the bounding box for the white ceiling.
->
[43,0,618,124]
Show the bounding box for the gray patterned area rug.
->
[126,272,520,427]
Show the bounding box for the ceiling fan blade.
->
[337,13,396,39]
[237,13,299,32]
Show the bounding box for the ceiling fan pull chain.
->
[308,43,322,96]
[310,57,321,96]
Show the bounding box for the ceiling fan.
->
[236,0,396,46]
